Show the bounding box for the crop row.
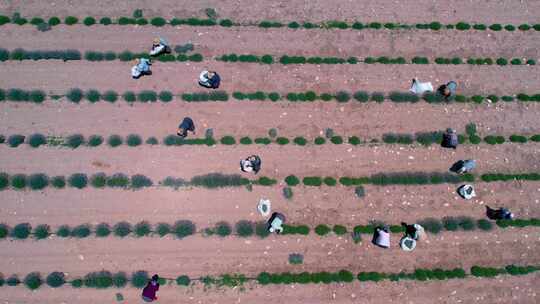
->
[0,171,539,193]
[0,172,276,191]
[0,49,536,67]
[1,217,538,241]
[0,48,202,62]
[1,13,540,32]
[217,54,537,66]
[285,172,540,187]
[3,132,538,152]
[2,264,539,290]
[2,88,540,104]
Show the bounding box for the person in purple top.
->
[177,117,195,138]
[142,274,160,302]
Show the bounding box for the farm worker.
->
[131,58,152,79]
[177,117,195,138]
[486,206,514,220]
[141,274,160,302]
[437,81,457,101]
[267,212,285,234]
[372,226,390,248]
[409,78,433,94]
[451,159,476,174]
[240,155,262,174]
[457,184,476,200]
[150,37,170,56]
[441,128,458,149]
[199,70,221,89]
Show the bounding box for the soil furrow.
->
[0,61,538,94]
[1,25,539,58]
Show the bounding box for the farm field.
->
[0,1,539,303]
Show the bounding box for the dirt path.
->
[2,0,539,24]
[2,101,540,138]
[0,61,539,94]
[1,181,538,227]
[1,228,539,277]
[2,25,539,58]
[0,143,538,179]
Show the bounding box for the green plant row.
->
[0,172,275,191]
[3,88,540,104]
[1,217,537,242]
[2,13,540,32]
[2,263,539,290]
[2,132,539,150]
[0,219,273,240]
[0,48,202,62]
[285,172,540,187]
[217,54,536,66]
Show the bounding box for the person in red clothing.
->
[142,274,160,302]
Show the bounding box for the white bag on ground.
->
[257,199,271,217]
[410,78,433,94]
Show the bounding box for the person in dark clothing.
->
[441,128,458,149]
[240,155,262,174]
[177,117,195,138]
[142,274,160,302]
[198,70,221,89]
[437,81,457,101]
[486,206,514,220]
[401,222,418,240]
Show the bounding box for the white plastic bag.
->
[409,78,433,94]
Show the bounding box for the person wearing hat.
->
[131,58,152,79]
[486,206,514,220]
[437,81,457,101]
[141,274,160,302]
[441,128,458,149]
[240,155,262,174]
[199,70,221,89]
[150,37,170,56]
[177,117,195,138]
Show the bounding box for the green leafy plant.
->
[220,136,236,145]
[28,133,47,148]
[113,222,132,237]
[11,174,27,189]
[12,223,31,239]
[24,272,42,290]
[235,220,254,237]
[56,225,71,237]
[88,135,103,147]
[303,176,322,186]
[173,220,195,238]
[276,137,290,145]
[418,218,443,234]
[8,134,25,147]
[95,223,111,237]
[28,173,48,190]
[67,88,83,103]
[71,224,91,238]
[64,16,78,25]
[214,221,232,237]
[176,275,190,286]
[239,137,252,145]
[46,272,65,288]
[134,221,152,237]
[51,176,66,188]
[102,90,118,103]
[68,173,88,189]
[156,223,171,237]
[65,134,85,148]
[126,134,142,147]
[107,135,123,147]
[315,224,331,236]
[333,225,347,235]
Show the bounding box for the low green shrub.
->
[530,134,540,142]
[67,88,83,103]
[214,221,232,237]
[314,137,326,145]
[50,176,66,188]
[509,135,527,143]
[335,91,350,102]
[28,173,49,190]
[56,225,71,237]
[303,176,322,186]
[83,16,95,26]
[330,136,343,144]
[471,266,505,277]
[11,174,27,189]
[293,136,307,146]
[315,224,331,236]
[24,272,42,290]
[103,90,118,103]
[176,275,191,286]
[150,17,166,27]
[137,90,157,102]
[68,173,88,189]
[235,220,254,237]
[64,16,78,25]
[333,225,347,235]
[285,175,300,186]
[95,223,111,237]
[106,173,129,188]
[276,137,289,145]
[88,135,103,147]
[46,272,65,288]
[457,216,476,231]
[6,275,20,286]
[71,224,91,238]
[28,133,47,148]
[156,223,171,237]
[220,136,236,145]
[65,134,85,148]
[134,221,151,237]
[418,218,443,234]
[107,135,123,147]
[113,222,132,237]
[12,223,32,239]
[126,134,142,147]
[489,24,502,31]
[173,220,195,238]
[8,134,25,147]
[477,219,493,231]
[99,17,112,25]
[442,216,459,231]
[0,223,9,238]
[496,58,508,65]
[323,177,337,186]
[33,224,50,239]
